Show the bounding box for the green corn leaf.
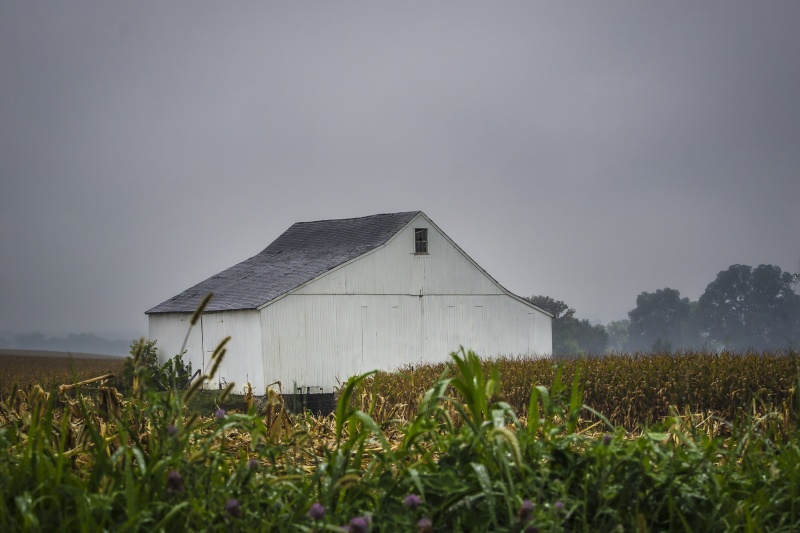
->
[335,371,377,442]
[528,385,540,436]
[471,462,497,526]
[490,426,522,468]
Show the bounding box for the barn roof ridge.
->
[146,211,422,315]
[292,210,421,226]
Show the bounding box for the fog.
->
[1,3,799,349]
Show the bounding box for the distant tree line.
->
[0,332,130,356]
[528,263,800,355]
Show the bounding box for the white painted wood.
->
[149,312,203,376]
[259,293,551,393]
[150,310,263,394]
[150,212,552,395]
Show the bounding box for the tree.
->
[526,295,608,355]
[605,319,630,353]
[525,295,569,318]
[573,319,610,355]
[698,264,800,350]
[627,288,696,352]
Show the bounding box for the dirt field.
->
[0,350,125,395]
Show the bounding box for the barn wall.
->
[149,310,264,393]
[260,293,552,393]
[198,310,264,393]
[292,215,503,297]
[149,312,202,373]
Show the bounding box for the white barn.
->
[146,211,552,393]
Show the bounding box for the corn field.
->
[2,348,800,531]
[358,350,799,431]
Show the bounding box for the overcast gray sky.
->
[1,2,799,340]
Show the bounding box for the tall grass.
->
[1,347,800,531]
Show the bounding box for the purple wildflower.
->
[307,502,325,520]
[417,517,433,533]
[248,458,260,470]
[602,434,613,446]
[166,424,178,436]
[404,494,422,509]
[166,470,184,493]
[348,516,369,533]
[225,498,241,518]
[215,408,227,419]
[518,499,534,520]
[554,500,565,511]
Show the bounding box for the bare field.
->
[0,348,125,359]
[0,350,125,395]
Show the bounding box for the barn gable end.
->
[290,213,505,298]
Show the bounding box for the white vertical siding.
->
[149,313,203,375]
[260,293,552,393]
[150,310,263,393]
[534,311,552,355]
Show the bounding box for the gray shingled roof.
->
[146,211,421,314]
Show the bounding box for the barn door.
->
[201,314,226,388]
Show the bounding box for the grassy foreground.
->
[2,349,800,531]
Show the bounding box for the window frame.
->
[414,228,428,255]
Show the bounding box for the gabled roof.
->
[146,211,421,314]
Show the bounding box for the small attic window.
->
[415,228,428,254]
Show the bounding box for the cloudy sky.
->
[1,2,799,340]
